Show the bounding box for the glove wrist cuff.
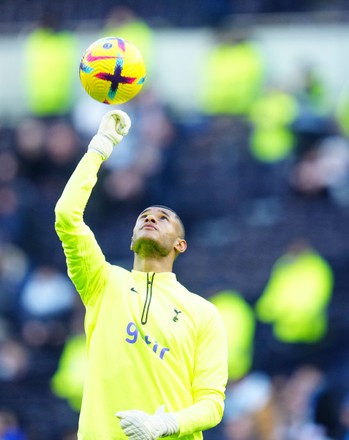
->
[88,134,113,160]
[160,413,179,436]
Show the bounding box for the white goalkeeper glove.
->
[116,406,179,440]
[88,109,131,160]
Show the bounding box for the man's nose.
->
[145,215,156,223]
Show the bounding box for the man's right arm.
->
[55,152,108,304]
[55,110,131,304]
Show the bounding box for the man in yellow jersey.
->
[55,110,228,440]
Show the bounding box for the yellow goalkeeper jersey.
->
[55,152,228,440]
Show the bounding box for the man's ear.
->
[174,238,187,254]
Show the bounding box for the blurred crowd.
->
[2,3,349,440]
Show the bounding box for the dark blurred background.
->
[1,1,349,439]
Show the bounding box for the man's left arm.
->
[174,304,228,436]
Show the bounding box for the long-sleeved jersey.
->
[55,152,228,440]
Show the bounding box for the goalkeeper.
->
[55,110,228,440]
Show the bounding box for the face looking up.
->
[131,206,186,258]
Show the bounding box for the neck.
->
[133,254,174,273]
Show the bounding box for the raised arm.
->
[55,110,131,305]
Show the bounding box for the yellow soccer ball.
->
[79,36,146,105]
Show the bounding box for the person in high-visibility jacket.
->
[209,290,255,381]
[24,13,77,117]
[51,332,87,412]
[199,30,264,116]
[256,238,334,343]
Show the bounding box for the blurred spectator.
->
[222,372,273,440]
[0,244,28,324]
[0,338,29,382]
[290,135,349,206]
[291,63,336,172]
[255,238,334,344]
[223,365,337,440]
[209,290,255,381]
[277,365,338,439]
[0,409,27,440]
[15,117,82,192]
[0,146,29,246]
[248,86,299,163]
[23,11,77,117]
[14,118,47,183]
[13,117,82,266]
[44,121,82,171]
[51,308,86,412]
[339,394,349,439]
[293,63,330,118]
[0,151,18,186]
[198,27,264,116]
[243,85,299,206]
[18,265,76,347]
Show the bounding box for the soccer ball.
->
[79,36,146,105]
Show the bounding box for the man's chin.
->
[133,236,157,251]
[132,237,168,258]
